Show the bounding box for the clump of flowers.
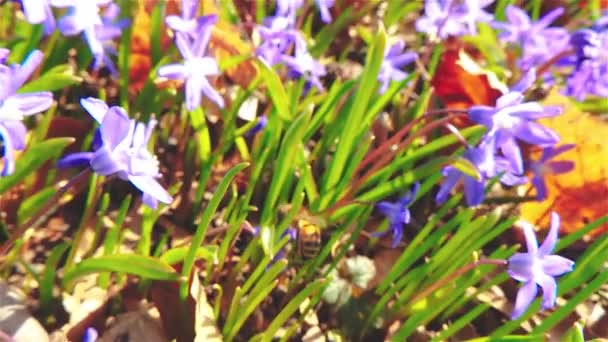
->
[53,1,129,75]
[415,0,495,40]
[436,69,566,206]
[255,0,326,92]
[492,5,570,72]
[564,14,608,100]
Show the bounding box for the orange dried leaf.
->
[432,44,504,127]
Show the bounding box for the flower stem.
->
[409,258,507,306]
[329,110,468,213]
[0,169,92,256]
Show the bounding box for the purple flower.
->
[58,98,172,209]
[436,141,495,207]
[378,40,417,94]
[165,0,218,40]
[18,0,56,35]
[314,0,334,23]
[529,144,575,201]
[255,3,303,68]
[564,27,608,100]
[53,0,108,35]
[282,36,326,91]
[158,17,224,111]
[245,115,268,137]
[517,29,571,72]
[507,213,574,319]
[0,50,54,176]
[53,0,129,74]
[82,327,98,342]
[415,0,494,39]
[492,6,564,44]
[375,182,419,247]
[468,70,562,174]
[253,226,297,265]
[276,0,303,25]
[491,6,570,72]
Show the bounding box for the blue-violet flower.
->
[158,16,224,111]
[378,40,417,94]
[58,97,173,209]
[529,144,575,201]
[0,49,53,176]
[19,0,56,35]
[507,213,574,319]
[468,70,562,174]
[415,0,494,40]
[376,182,419,247]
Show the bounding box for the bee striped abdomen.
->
[297,219,322,259]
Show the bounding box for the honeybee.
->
[296,218,323,260]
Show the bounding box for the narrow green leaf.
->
[258,61,291,120]
[261,279,327,341]
[260,112,310,225]
[160,246,218,265]
[18,64,82,93]
[40,243,70,310]
[63,254,181,286]
[181,162,249,299]
[322,25,386,196]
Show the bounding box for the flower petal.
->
[57,152,95,168]
[157,63,188,80]
[174,32,193,60]
[14,50,44,88]
[536,273,557,310]
[199,77,224,108]
[399,182,420,206]
[435,168,461,204]
[376,201,397,218]
[511,280,537,319]
[521,222,539,254]
[128,174,173,205]
[463,176,485,206]
[513,121,560,146]
[142,192,158,209]
[468,106,495,127]
[58,14,86,36]
[1,121,27,151]
[185,77,203,111]
[500,136,524,174]
[90,148,122,175]
[541,255,574,277]
[0,124,17,176]
[390,221,403,248]
[538,212,560,256]
[100,106,131,148]
[165,16,197,33]
[532,175,548,201]
[2,92,53,117]
[541,144,575,161]
[548,160,575,174]
[496,92,524,109]
[81,97,109,123]
[507,252,535,282]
